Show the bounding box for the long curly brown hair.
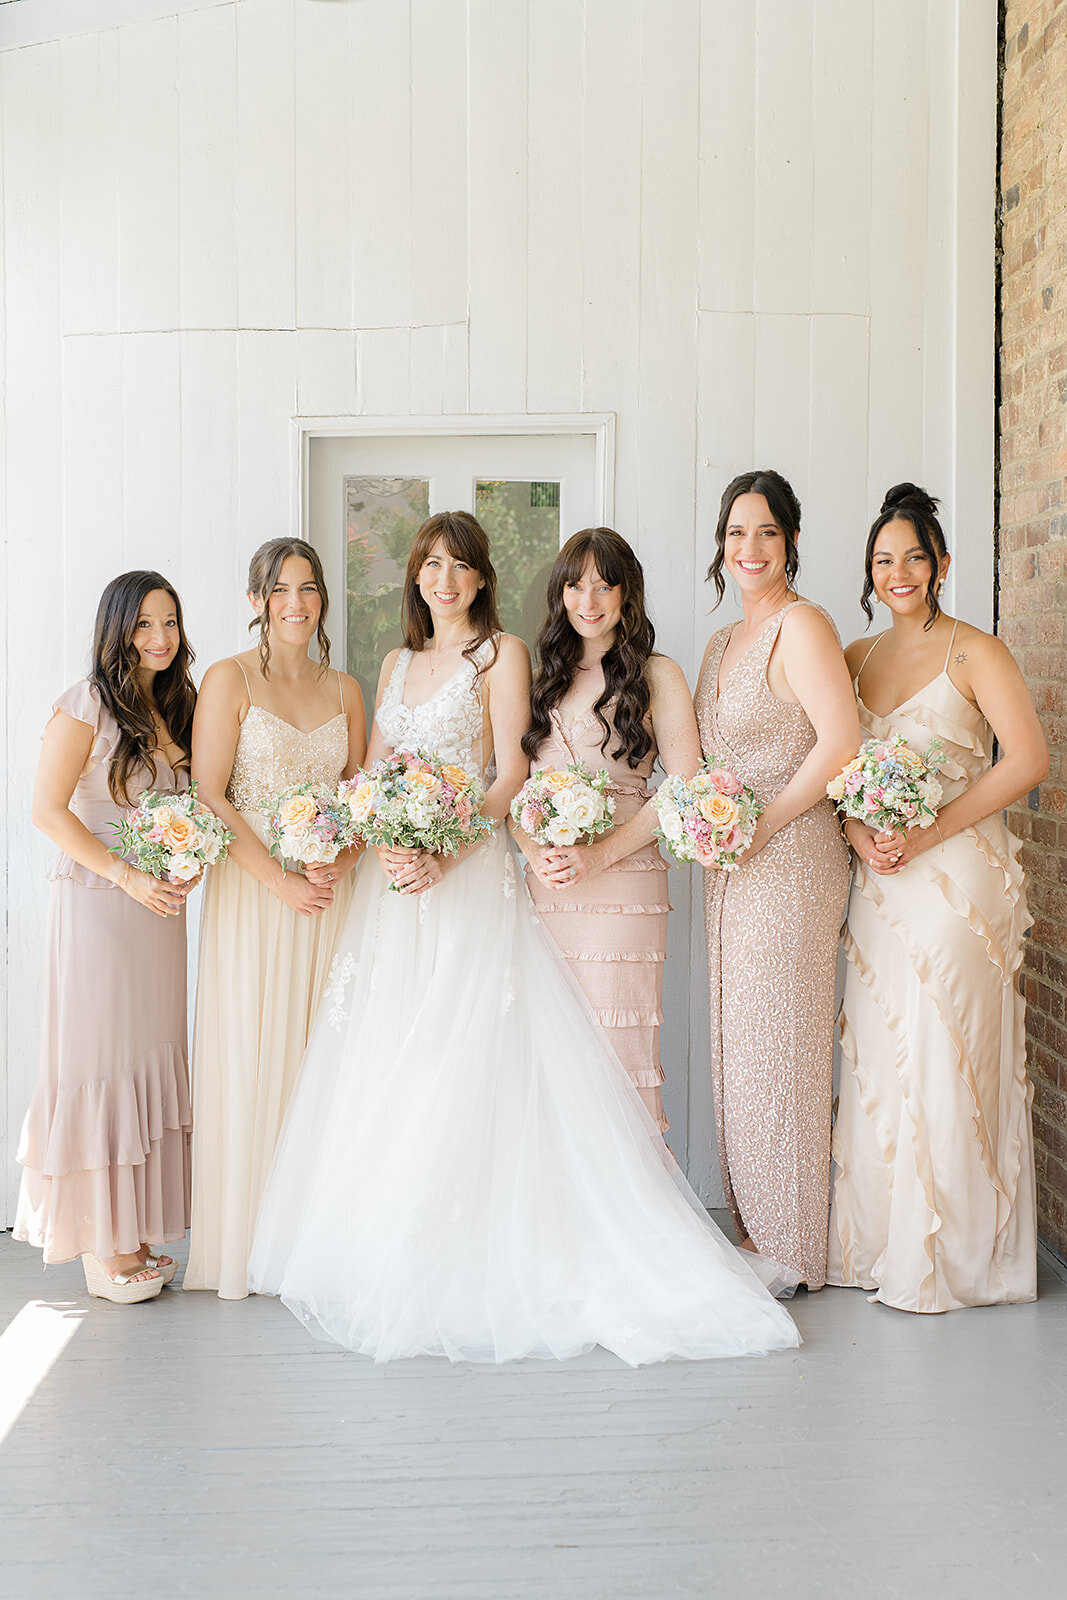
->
[523,527,655,770]
[247,538,331,679]
[90,571,197,805]
[400,512,502,676]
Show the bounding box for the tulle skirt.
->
[249,835,799,1365]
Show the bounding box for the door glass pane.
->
[345,476,430,712]
[474,479,561,654]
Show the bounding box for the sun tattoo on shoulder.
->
[954,652,968,665]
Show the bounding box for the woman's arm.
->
[739,605,861,863]
[32,711,186,917]
[191,660,334,918]
[526,655,703,888]
[884,628,1049,870]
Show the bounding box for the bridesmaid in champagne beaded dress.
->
[515,528,702,1134]
[694,472,858,1291]
[185,540,366,1299]
[828,485,1045,1311]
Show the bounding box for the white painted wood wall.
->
[0,0,997,1221]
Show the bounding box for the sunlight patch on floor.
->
[0,1299,86,1448]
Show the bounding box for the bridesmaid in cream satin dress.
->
[185,539,366,1299]
[514,527,703,1134]
[828,484,1046,1312]
[694,471,859,1293]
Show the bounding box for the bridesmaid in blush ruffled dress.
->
[828,484,1046,1311]
[15,572,198,1302]
[514,528,702,1135]
[694,470,859,1294]
[185,539,366,1300]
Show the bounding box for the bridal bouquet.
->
[263,782,356,868]
[654,765,762,871]
[827,735,944,834]
[343,750,494,860]
[110,782,233,883]
[511,762,615,848]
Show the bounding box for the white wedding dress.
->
[248,644,800,1364]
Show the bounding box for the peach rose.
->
[441,765,469,789]
[411,770,439,793]
[543,770,574,791]
[161,812,197,852]
[698,792,739,830]
[278,792,318,829]
[349,781,376,822]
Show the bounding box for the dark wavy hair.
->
[706,469,802,605]
[523,527,655,770]
[400,512,502,675]
[861,482,948,630]
[90,571,197,806]
[247,538,331,678]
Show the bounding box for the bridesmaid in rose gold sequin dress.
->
[694,472,857,1289]
[516,528,703,1135]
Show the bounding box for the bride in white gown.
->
[248,512,799,1364]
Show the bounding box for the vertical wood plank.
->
[296,329,357,417]
[2,42,64,1224]
[697,0,756,313]
[122,333,182,574]
[356,327,412,416]
[294,0,353,329]
[752,0,814,314]
[468,0,528,413]
[59,30,120,335]
[581,0,642,520]
[237,331,298,562]
[350,0,412,330]
[178,3,238,330]
[526,0,584,413]
[806,314,871,640]
[752,312,811,491]
[180,330,242,666]
[410,0,468,328]
[118,17,180,331]
[811,0,873,315]
[635,0,701,1166]
[867,0,927,507]
[236,0,296,330]
[63,338,125,649]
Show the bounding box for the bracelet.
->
[120,863,130,892]
[934,820,945,844]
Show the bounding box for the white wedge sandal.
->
[81,1253,164,1303]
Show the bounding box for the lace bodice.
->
[377,643,492,772]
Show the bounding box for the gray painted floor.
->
[1,1226,1065,1600]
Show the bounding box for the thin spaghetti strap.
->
[235,658,255,707]
[336,669,344,715]
[855,634,885,681]
[942,618,960,672]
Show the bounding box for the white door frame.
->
[291,413,617,541]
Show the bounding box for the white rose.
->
[660,808,684,843]
[569,794,602,830]
[546,816,579,846]
[168,853,198,882]
[201,833,221,864]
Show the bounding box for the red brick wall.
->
[998,1,1067,1261]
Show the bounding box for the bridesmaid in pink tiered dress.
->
[514,528,702,1134]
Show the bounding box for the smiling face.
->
[722,492,792,599]
[562,557,623,650]
[132,588,181,678]
[416,537,484,627]
[869,517,949,617]
[256,554,322,646]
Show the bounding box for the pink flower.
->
[455,793,473,825]
[721,825,744,854]
[148,825,165,842]
[863,791,882,812]
[521,803,544,833]
[708,767,743,797]
[844,771,863,796]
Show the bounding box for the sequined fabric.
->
[227,707,349,827]
[694,600,849,1287]
[525,704,670,1117]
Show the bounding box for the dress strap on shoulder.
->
[856,634,885,680]
[235,658,254,706]
[942,618,960,671]
[336,668,345,715]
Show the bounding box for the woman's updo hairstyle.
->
[861,483,948,630]
[706,469,801,605]
[247,538,331,678]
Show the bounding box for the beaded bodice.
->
[227,707,349,814]
[377,643,492,773]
